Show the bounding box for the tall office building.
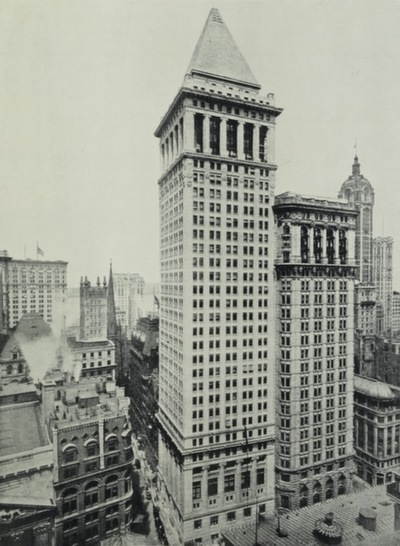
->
[392,292,400,334]
[155,9,281,545]
[113,273,144,333]
[338,156,376,374]
[4,258,68,331]
[274,193,358,510]
[373,237,393,334]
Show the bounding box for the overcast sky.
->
[1,0,400,288]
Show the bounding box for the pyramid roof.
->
[186,8,260,89]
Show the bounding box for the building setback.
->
[274,192,358,510]
[155,8,281,545]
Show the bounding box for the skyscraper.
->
[338,156,376,374]
[274,192,358,510]
[373,236,393,335]
[155,9,281,545]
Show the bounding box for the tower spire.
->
[352,154,361,176]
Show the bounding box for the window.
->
[208,477,218,497]
[227,511,236,522]
[85,481,99,508]
[62,488,78,515]
[241,470,250,489]
[193,481,201,500]
[224,474,235,493]
[86,441,98,458]
[105,475,119,500]
[64,446,78,464]
[107,436,118,452]
[194,519,202,529]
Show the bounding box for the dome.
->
[354,375,395,400]
[338,156,374,202]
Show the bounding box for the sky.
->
[1,0,400,288]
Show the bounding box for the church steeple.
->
[107,261,117,341]
[186,8,260,89]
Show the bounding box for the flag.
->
[154,295,160,309]
[37,243,44,257]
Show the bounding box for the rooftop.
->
[355,375,397,401]
[223,485,396,546]
[274,192,358,213]
[186,8,260,89]
[0,401,49,458]
[51,378,129,428]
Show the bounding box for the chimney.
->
[41,379,56,426]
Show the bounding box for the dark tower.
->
[107,262,117,341]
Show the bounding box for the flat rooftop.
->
[223,485,396,546]
[0,401,49,458]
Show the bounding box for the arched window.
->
[107,435,119,452]
[6,364,13,375]
[314,227,322,263]
[62,488,78,515]
[85,440,98,458]
[85,481,99,508]
[326,478,334,500]
[327,229,335,264]
[105,475,119,500]
[338,474,346,495]
[313,481,321,504]
[301,226,309,263]
[283,224,290,235]
[17,363,23,374]
[63,446,78,464]
[299,484,308,508]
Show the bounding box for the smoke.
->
[16,296,78,383]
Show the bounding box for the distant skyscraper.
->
[392,291,400,333]
[113,273,144,333]
[373,237,393,334]
[1,257,67,331]
[274,192,357,509]
[79,276,108,341]
[155,8,281,544]
[339,156,376,374]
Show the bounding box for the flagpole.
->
[36,241,38,261]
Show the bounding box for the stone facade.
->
[274,192,357,510]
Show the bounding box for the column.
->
[321,228,327,264]
[203,115,211,154]
[183,110,195,152]
[237,121,244,160]
[347,229,355,265]
[374,426,378,457]
[266,125,275,164]
[220,118,227,156]
[169,131,175,162]
[202,466,209,511]
[53,427,59,483]
[309,227,316,264]
[174,125,179,159]
[253,124,260,162]
[178,119,183,155]
[291,224,301,263]
[235,462,241,503]
[334,229,340,265]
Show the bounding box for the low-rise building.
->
[68,338,116,381]
[41,373,133,546]
[354,374,400,486]
[0,383,55,546]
